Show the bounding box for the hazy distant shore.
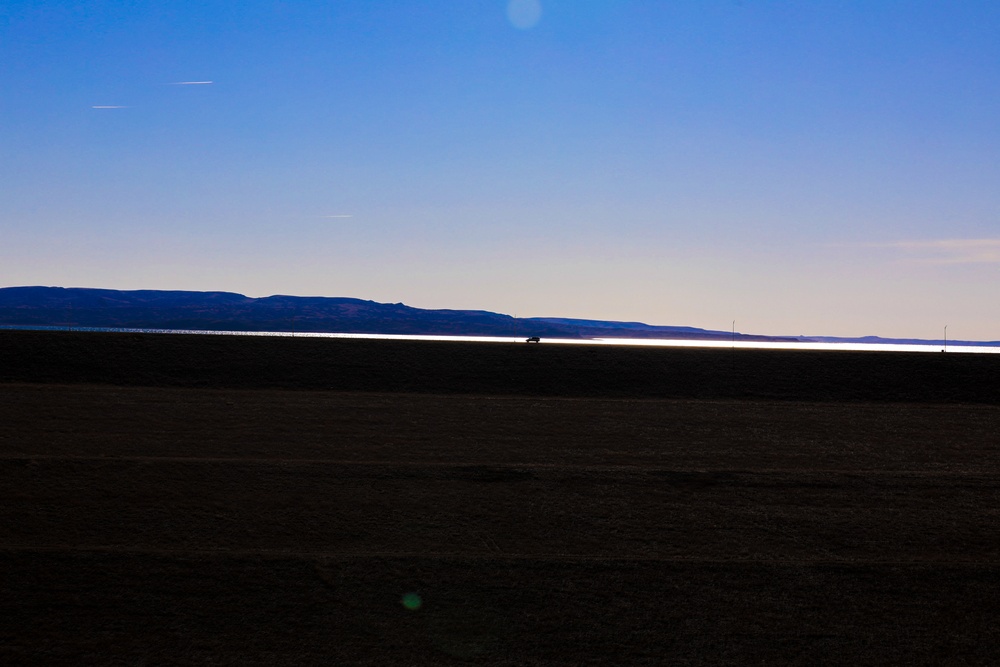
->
[8,286,997,349]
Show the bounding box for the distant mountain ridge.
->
[0,286,787,341]
[0,286,994,346]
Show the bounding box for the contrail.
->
[91,105,128,109]
[170,81,214,85]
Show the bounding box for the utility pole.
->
[731,320,736,376]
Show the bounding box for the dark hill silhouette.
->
[0,286,789,341]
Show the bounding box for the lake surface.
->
[3,325,999,354]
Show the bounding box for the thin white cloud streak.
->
[91,105,128,109]
[873,239,1000,264]
[170,81,214,85]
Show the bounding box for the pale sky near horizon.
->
[2,1,999,340]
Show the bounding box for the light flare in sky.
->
[507,0,542,30]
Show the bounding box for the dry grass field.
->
[1,331,999,664]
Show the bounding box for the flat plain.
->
[1,331,999,664]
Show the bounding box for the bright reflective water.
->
[4,325,999,354]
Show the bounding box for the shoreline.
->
[3,323,998,353]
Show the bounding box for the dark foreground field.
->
[2,331,999,664]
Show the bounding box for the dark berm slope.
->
[3,330,1000,664]
[3,329,999,403]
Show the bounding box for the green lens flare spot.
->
[401,593,422,611]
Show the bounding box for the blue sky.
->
[2,1,999,338]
